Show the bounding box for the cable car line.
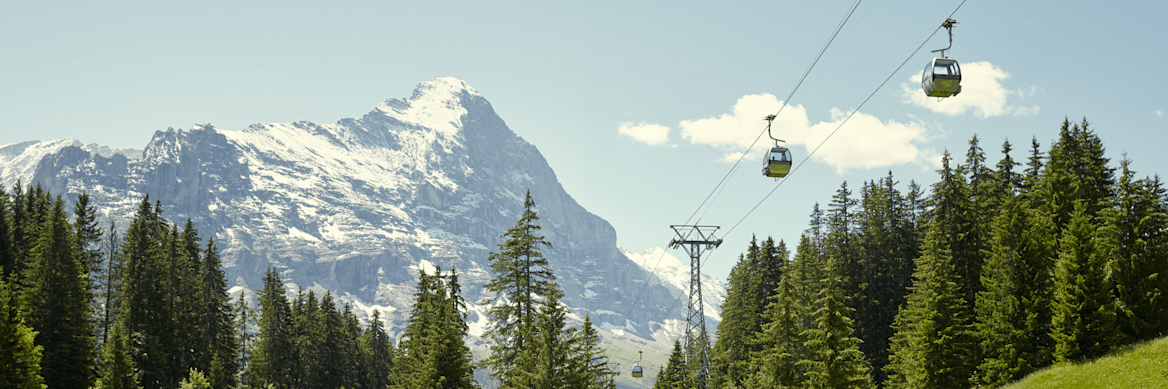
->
[598,0,863,351]
[686,0,864,226]
[596,0,871,372]
[596,1,971,379]
[724,0,969,240]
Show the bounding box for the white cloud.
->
[900,61,1038,118]
[678,93,933,173]
[1157,109,1164,118]
[618,122,671,146]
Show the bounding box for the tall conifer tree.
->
[798,269,874,389]
[482,190,559,384]
[0,273,45,389]
[886,155,978,388]
[0,190,15,281]
[20,197,94,388]
[569,314,617,389]
[120,197,181,388]
[248,268,296,389]
[98,221,124,349]
[100,321,142,389]
[197,238,239,388]
[1098,158,1168,341]
[393,267,477,389]
[362,309,395,389]
[974,195,1056,386]
[748,273,808,389]
[506,289,575,389]
[1051,202,1119,361]
[655,340,686,389]
[711,238,766,388]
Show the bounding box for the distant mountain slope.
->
[2,78,723,344]
[622,247,726,322]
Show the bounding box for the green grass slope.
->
[1004,336,1168,388]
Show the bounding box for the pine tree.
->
[711,238,766,388]
[233,294,257,384]
[290,289,321,388]
[361,309,395,389]
[1035,118,1114,233]
[654,340,686,389]
[1098,158,1168,341]
[995,140,1023,197]
[8,184,24,277]
[20,196,94,389]
[1021,137,1044,195]
[392,267,478,389]
[0,190,15,281]
[73,192,104,278]
[392,269,438,389]
[0,274,45,389]
[568,314,617,389]
[120,197,180,389]
[172,221,203,377]
[852,173,918,384]
[316,293,348,389]
[482,190,560,383]
[974,195,1056,386]
[825,182,861,304]
[341,303,369,389]
[930,151,980,316]
[1051,201,1119,361]
[197,237,239,388]
[798,269,873,389]
[788,234,828,328]
[506,289,575,389]
[99,320,141,389]
[434,267,477,388]
[757,237,787,309]
[98,221,124,349]
[747,273,807,389]
[885,221,977,388]
[248,268,297,389]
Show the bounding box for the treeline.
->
[0,188,245,388]
[246,190,619,389]
[657,118,1168,389]
[0,183,618,388]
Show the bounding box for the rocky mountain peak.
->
[4,79,727,367]
[373,77,484,136]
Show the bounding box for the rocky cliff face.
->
[3,78,724,342]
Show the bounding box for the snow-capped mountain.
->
[621,247,727,322]
[2,78,725,344]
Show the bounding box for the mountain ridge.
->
[0,78,727,346]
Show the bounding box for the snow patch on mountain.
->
[621,247,726,322]
[374,77,481,136]
[0,139,143,189]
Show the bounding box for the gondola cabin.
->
[763,146,792,178]
[632,365,643,378]
[922,58,962,98]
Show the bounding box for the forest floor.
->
[1004,336,1168,388]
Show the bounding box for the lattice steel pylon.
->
[668,225,722,389]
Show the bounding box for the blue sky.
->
[2,1,1166,281]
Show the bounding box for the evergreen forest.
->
[2,118,1166,389]
[0,182,615,388]
[650,118,1167,389]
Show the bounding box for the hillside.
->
[1004,337,1168,388]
